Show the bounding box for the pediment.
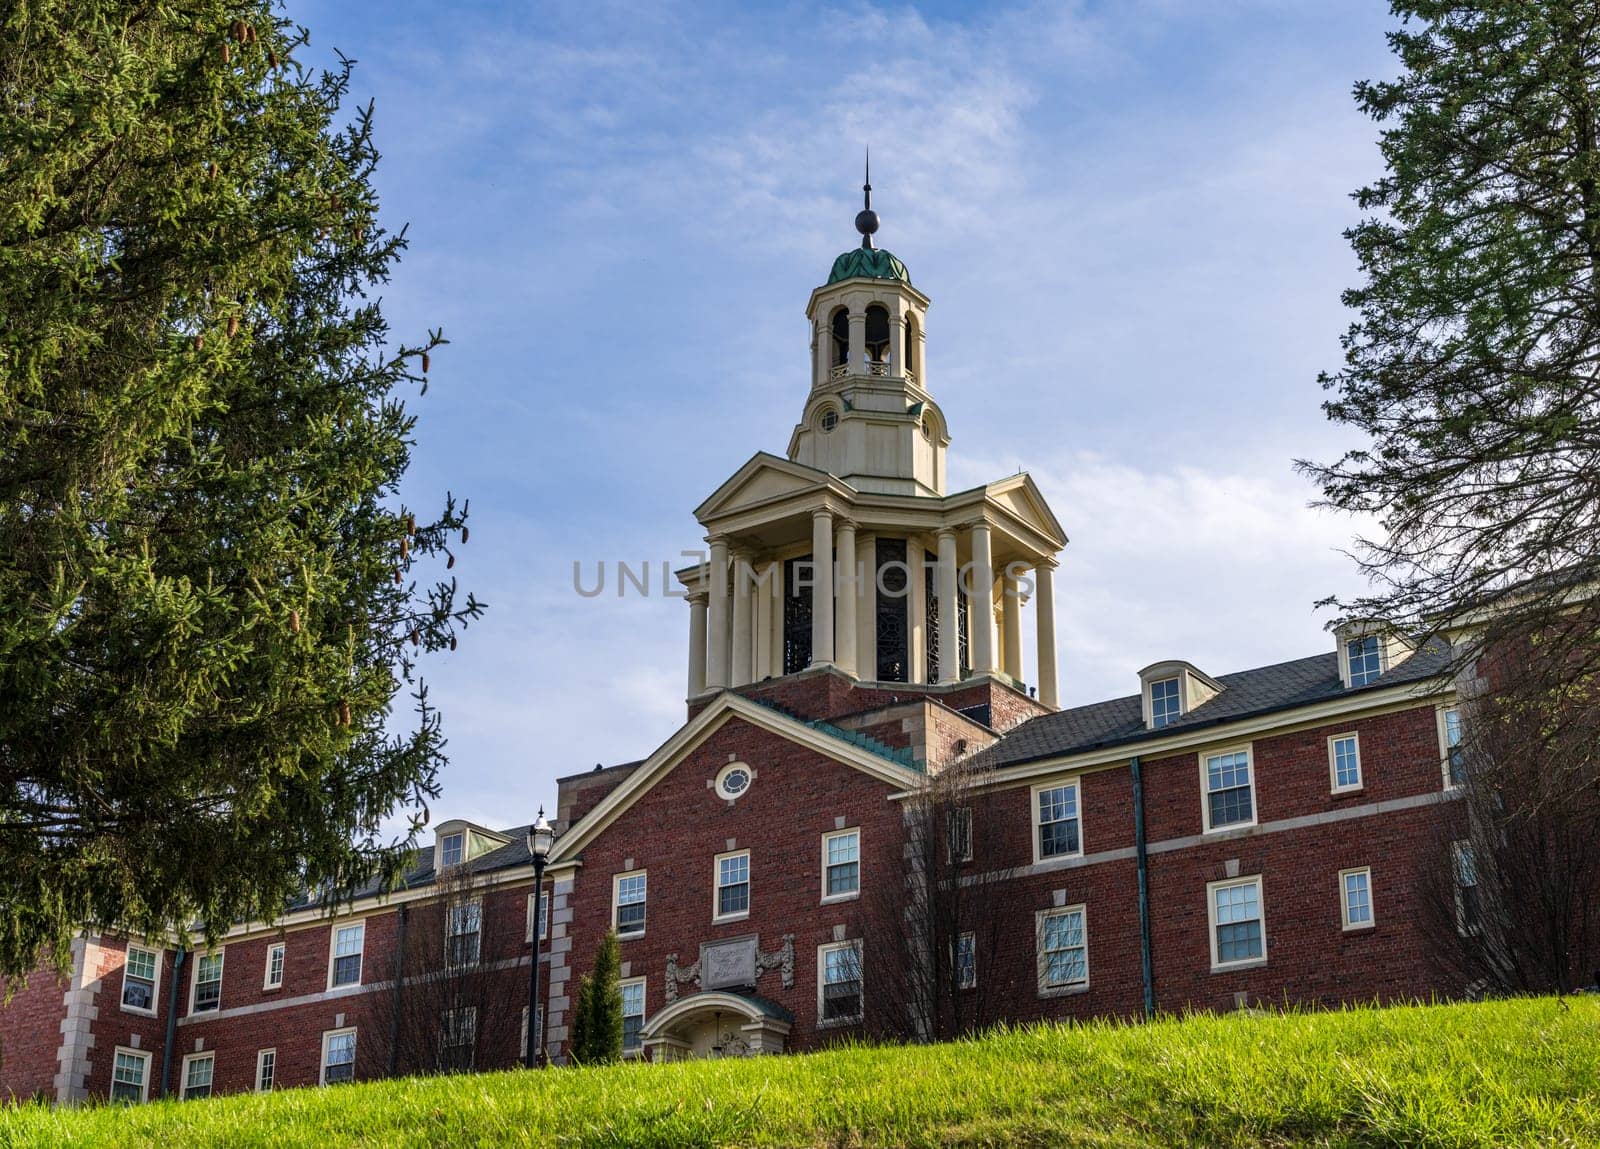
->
[694,452,848,524]
[984,473,1067,547]
[547,693,920,866]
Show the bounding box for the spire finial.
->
[855,149,879,250]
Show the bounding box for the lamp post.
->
[525,807,556,1068]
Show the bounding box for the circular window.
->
[820,410,839,433]
[715,763,752,800]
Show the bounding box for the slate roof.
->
[288,823,541,912]
[969,638,1454,773]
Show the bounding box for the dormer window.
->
[1138,661,1223,731]
[1346,635,1382,686]
[1150,678,1181,728]
[440,832,465,868]
[1333,621,1415,689]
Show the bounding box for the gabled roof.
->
[547,690,923,865]
[693,452,851,524]
[969,638,1454,773]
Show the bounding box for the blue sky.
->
[292,0,1401,831]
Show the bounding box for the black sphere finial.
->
[855,148,879,249]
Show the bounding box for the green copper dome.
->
[827,247,911,286]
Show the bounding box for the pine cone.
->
[449,634,457,651]
[461,526,469,544]
[290,609,301,634]
[227,315,239,338]
[192,333,204,352]
[421,352,430,374]
[222,42,231,63]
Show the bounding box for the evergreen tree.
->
[569,930,623,1065]
[0,3,481,978]
[1301,1,1600,669]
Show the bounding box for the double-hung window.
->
[264,942,285,990]
[256,1048,277,1092]
[1209,877,1266,968]
[440,831,465,868]
[191,951,223,1013]
[1440,707,1465,788]
[614,871,647,936]
[330,922,364,987]
[527,889,550,943]
[446,900,482,968]
[1150,677,1181,727]
[1037,906,1088,993]
[122,945,159,1013]
[822,830,860,900]
[440,1007,477,1071]
[947,807,973,863]
[1329,734,1362,793]
[1454,841,1480,935]
[321,1027,357,1085]
[1035,782,1082,860]
[111,1049,150,1103]
[715,851,750,920]
[955,932,976,990]
[819,941,863,1024]
[181,1053,214,1100]
[1340,867,1374,930]
[1203,748,1255,831]
[619,978,645,1053]
[1347,635,1383,686]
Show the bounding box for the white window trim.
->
[1199,744,1258,834]
[1437,705,1463,791]
[326,919,366,991]
[256,1047,277,1093]
[112,1045,152,1104]
[1341,634,1385,688]
[440,1005,479,1070]
[1148,675,1182,728]
[816,940,863,1027]
[189,948,224,1014]
[1034,904,1090,997]
[320,1026,358,1086]
[1452,840,1481,937]
[1339,866,1375,931]
[618,976,646,1058]
[263,941,286,991]
[526,888,550,944]
[613,869,648,938]
[1327,732,1363,795]
[712,849,752,923]
[521,1004,546,1061]
[1207,875,1268,971]
[445,897,483,969]
[120,943,161,1017]
[714,761,755,801]
[820,828,861,904]
[1029,778,1085,865]
[180,1051,215,1100]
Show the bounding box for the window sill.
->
[820,892,859,906]
[1032,851,1086,869]
[1210,958,1267,974]
[1037,982,1089,999]
[1342,921,1376,933]
[617,930,646,942]
[712,913,749,925]
[1330,785,1364,798]
[1201,821,1258,837]
[120,1004,157,1017]
[817,1016,862,1029]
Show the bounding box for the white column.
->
[1035,559,1059,708]
[969,522,998,675]
[810,509,835,667]
[936,529,959,684]
[731,549,753,686]
[835,523,858,677]
[812,319,827,388]
[687,592,708,697]
[754,563,773,682]
[1001,576,1023,682]
[857,535,877,679]
[706,538,730,689]
[908,539,927,684]
[890,314,907,378]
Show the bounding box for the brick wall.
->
[0,964,70,1101]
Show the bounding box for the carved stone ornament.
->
[664,934,794,1003]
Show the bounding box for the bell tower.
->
[788,160,946,497]
[680,167,1067,714]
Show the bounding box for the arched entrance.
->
[638,991,792,1062]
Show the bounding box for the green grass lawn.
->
[4,997,1599,1147]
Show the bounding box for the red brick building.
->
[0,207,1471,1101]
